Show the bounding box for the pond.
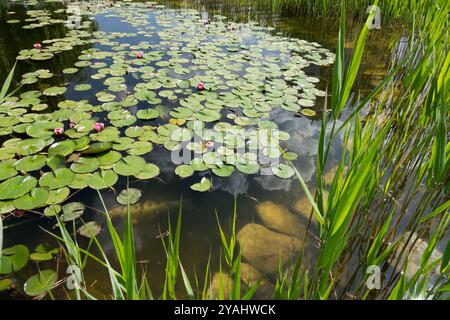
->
[0,0,399,299]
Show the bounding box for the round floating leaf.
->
[175,164,194,178]
[136,108,159,120]
[190,177,211,192]
[62,68,78,74]
[0,159,18,181]
[0,176,37,200]
[97,151,121,167]
[212,164,234,177]
[2,245,29,272]
[39,168,75,189]
[44,205,61,217]
[48,140,76,157]
[13,187,49,210]
[74,84,92,92]
[47,155,66,171]
[70,157,100,173]
[14,155,47,172]
[46,187,70,205]
[43,86,67,96]
[236,162,260,174]
[61,202,85,222]
[30,252,53,262]
[272,164,295,179]
[78,221,102,239]
[126,141,153,156]
[24,270,57,297]
[134,163,160,180]
[300,108,316,117]
[113,155,145,176]
[17,138,47,155]
[0,200,15,215]
[88,170,118,190]
[116,188,142,205]
[81,142,113,154]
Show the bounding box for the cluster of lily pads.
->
[0,243,60,296]
[0,1,334,215]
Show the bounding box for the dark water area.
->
[0,0,400,299]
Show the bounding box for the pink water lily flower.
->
[93,122,105,132]
[197,82,204,90]
[54,127,64,135]
[204,19,210,25]
[69,122,76,129]
[137,51,143,59]
[147,4,153,9]
[205,141,214,149]
[33,43,42,49]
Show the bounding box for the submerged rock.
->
[210,272,234,299]
[393,232,443,281]
[255,201,306,239]
[237,223,301,274]
[240,263,275,299]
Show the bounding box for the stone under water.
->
[237,223,301,274]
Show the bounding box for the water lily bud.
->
[137,52,143,59]
[69,122,76,129]
[204,19,210,25]
[197,82,204,90]
[205,141,214,149]
[33,43,42,49]
[54,127,64,135]
[93,122,105,132]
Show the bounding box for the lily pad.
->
[78,221,102,238]
[175,164,194,178]
[13,188,49,210]
[24,270,57,296]
[190,177,211,192]
[116,188,142,205]
[0,176,37,200]
[61,202,85,222]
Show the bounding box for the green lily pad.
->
[48,140,77,157]
[175,164,194,178]
[24,270,57,296]
[88,170,118,190]
[116,188,142,205]
[14,155,47,172]
[0,176,37,200]
[0,159,18,181]
[29,252,53,262]
[61,202,85,222]
[44,205,61,217]
[113,155,145,176]
[134,163,160,180]
[46,187,70,205]
[13,187,49,210]
[272,164,295,179]
[78,221,102,238]
[70,157,100,173]
[212,164,235,177]
[1,245,29,273]
[39,168,75,189]
[43,86,67,96]
[190,177,211,192]
[17,138,48,155]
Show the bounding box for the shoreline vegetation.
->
[0,0,449,300]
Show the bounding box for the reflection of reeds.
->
[279,0,449,299]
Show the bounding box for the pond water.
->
[0,0,398,299]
